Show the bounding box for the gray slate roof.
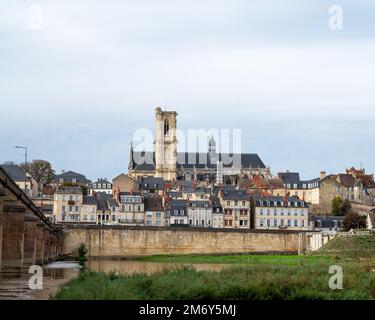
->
[0,164,27,182]
[130,151,266,171]
[54,170,89,184]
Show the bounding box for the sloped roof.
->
[130,151,266,171]
[0,164,27,182]
[54,170,89,184]
[82,195,98,206]
[337,174,356,188]
[145,196,164,211]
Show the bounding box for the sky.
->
[0,0,374,181]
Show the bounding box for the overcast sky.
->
[1,1,374,181]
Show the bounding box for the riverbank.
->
[54,257,375,300]
[53,234,375,300]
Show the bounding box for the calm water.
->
[0,260,231,300]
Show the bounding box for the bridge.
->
[0,166,62,275]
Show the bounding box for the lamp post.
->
[15,146,28,194]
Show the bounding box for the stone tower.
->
[154,107,177,180]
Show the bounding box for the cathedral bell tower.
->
[154,107,177,180]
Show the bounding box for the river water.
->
[0,260,232,300]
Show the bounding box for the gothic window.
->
[164,120,169,135]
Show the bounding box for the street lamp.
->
[15,146,28,194]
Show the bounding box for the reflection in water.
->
[0,260,231,300]
[87,260,231,275]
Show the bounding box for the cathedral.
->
[128,107,270,183]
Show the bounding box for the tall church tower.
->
[154,107,177,180]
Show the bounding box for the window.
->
[201,219,204,225]
[156,212,161,218]
[112,215,116,222]
[294,220,298,227]
[83,214,87,221]
[174,210,178,216]
[260,209,263,215]
[281,220,284,226]
[69,206,73,212]
[72,178,77,183]
[301,220,305,227]
[196,220,198,226]
[267,219,270,227]
[137,205,141,211]
[62,195,66,201]
[179,219,184,224]
[234,201,238,206]
[180,210,184,215]
[287,220,291,227]
[75,195,79,202]
[69,195,73,201]
[93,184,96,188]
[98,184,101,189]
[62,205,66,213]
[59,178,64,183]
[75,206,79,212]
[90,214,95,222]
[274,219,277,226]
[267,209,270,215]
[242,201,246,206]
[91,207,95,213]
[227,201,230,206]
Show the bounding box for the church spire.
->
[128,142,135,171]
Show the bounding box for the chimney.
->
[320,171,326,180]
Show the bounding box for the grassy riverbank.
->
[54,259,375,300]
[54,235,375,300]
[135,253,330,265]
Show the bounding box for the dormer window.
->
[72,178,77,183]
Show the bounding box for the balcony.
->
[68,200,76,205]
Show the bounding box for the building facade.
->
[218,189,251,228]
[118,192,144,225]
[253,195,308,230]
[187,200,213,227]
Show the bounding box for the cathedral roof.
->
[129,151,266,171]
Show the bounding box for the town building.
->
[166,199,188,226]
[138,176,165,195]
[211,196,224,228]
[218,189,251,228]
[0,164,38,197]
[96,192,118,225]
[118,191,144,225]
[90,178,112,195]
[310,216,343,232]
[52,186,98,223]
[128,107,270,183]
[144,194,166,226]
[112,173,138,198]
[276,171,321,204]
[187,200,213,227]
[253,195,308,230]
[53,170,90,186]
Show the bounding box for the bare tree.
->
[20,159,55,192]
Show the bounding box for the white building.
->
[187,200,213,227]
[91,178,112,195]
[253,195,308,230]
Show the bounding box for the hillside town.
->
[1,108,374,233]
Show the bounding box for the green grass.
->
[54,260,375,300]
[318,234,375,258]
[54,234,375,300]
[136,253,331,266]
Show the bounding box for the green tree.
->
[331,196,343,216]
[342,212,366,231]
